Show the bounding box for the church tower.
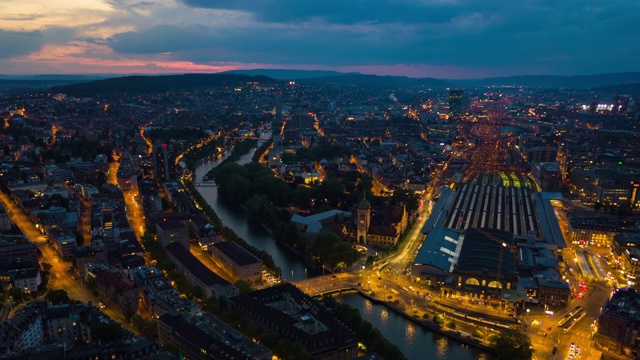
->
[357,196,370,244]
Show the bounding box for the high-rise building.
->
[152,142,170,180]
[527,146,558,163]
[531,162,560,192]
[274,92,282,121]
[612,94,630,116]
[449,89,465,116]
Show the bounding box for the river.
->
[338,293,493,360]
[193,148,492,360]
[194,149,309,281]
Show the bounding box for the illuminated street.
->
[0,189,137,333]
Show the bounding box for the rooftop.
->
[213,241,261,267]
[165,242,231,287]
[456,227,517,279]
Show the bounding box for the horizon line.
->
[1,69,640,82]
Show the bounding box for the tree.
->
[274,221,300,247]
[446,321,456,330]
[222,173,251,204]
[392,187,421,214]
[131,314,158,337]
[245,194,276,225]
[292,186,313,209]
[214,162,249,186]
[234,280,252,295]
[46,289,71,305]
[288,342,313,360]
[328,241,360,269]
[9,286,23,303]
[433,314,444,325]
[490,328,533,360]
[308,231,340,263]
[259,330,280,349]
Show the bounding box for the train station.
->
[413,174,571,311]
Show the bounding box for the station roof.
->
[456,227,517,279]
[534,192,566,248]
[421,188,457,234]
[414,227,463,272]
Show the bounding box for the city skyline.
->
[1,0,639,79]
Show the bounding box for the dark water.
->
[194,150,308,281]
[338,293,493,360]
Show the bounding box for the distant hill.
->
[0,74,112,81]
[224,69,640,90]
[9,70,640,96]
[225,69,450,89]
[450,72,640,89]
[296,74,449,90]
[224,69,355,80]
[0,79,85,94]
[592,82,640,98]
[51,73,280,96]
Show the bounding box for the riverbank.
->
[317,286,498,356]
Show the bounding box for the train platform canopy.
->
[421,188,457,234]
[533,192,566,248]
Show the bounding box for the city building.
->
[164,242,238,299]
[595,287,640,359]
[274,91,283,121]
[531,162,560,192]
[536,279,571,308]
[152,142,170,180]
[158,312,272,360]
[138,272,199,317]
[526,147,557,163]
[0,300,150,356]
[0,205,11,231]
[0,306,44,354]
[449,228,519,300]
[156,220,190,249]
[355,197,408,248]
[90,266,139,314]
[13,268,42,293]
[612,233,640,287]
[226,283,358,360]
[209,241,262,284]
[567,217,619,248]
[46,227,77,259]
[449,89,465,116]
[0,235,37,271]
[290,209,352,240]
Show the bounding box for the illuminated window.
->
[465,278,480,286]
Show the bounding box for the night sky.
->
[1,0,638,78]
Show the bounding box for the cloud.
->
[1,0,640,77]
[0,30,47,59]
[109,0,639,71]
